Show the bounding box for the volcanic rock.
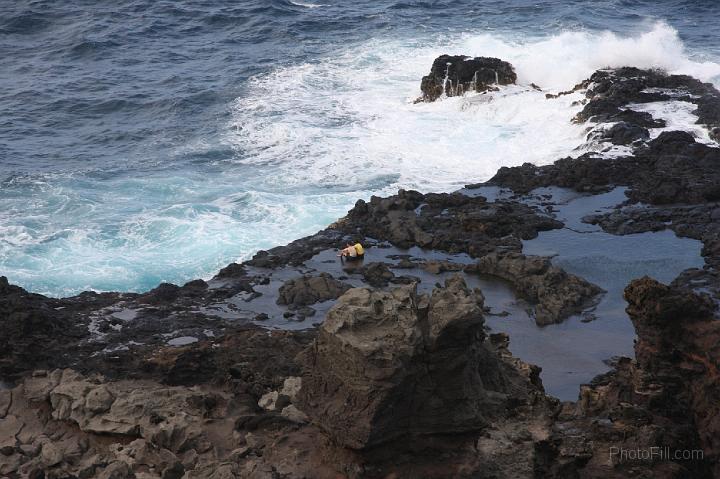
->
[277,273,350,308]
[595,121,650,145]
[343,189,562,257]
[469,252,604,325]
[487,68,720,205]
[296,275,536,449]
[420,55,517,102]
[0,277,87,381]
[544,278,720,478]
[359,262,395,287]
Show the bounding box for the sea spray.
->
[3,22,720,296]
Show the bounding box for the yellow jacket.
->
[354,243,364,255]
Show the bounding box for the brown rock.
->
[280,405,309,424]
[40,441,64,467]
[97,460,133,479]
[0,414,23,453]
[277,273,350,308]
[472,252,603,325]
[85,385,115,413]
[296,276,529,449]
[0,390,11,418]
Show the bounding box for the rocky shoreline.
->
[2,62,720,478]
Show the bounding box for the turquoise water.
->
[2,1,720,296]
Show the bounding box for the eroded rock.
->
[359,262,395,287]
[544,278,720,478]
[296,276,536,449]
[469,252,604,325]
[277,273,350,308]
[419,55,517,102]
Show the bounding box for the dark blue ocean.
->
[2,0,719,296]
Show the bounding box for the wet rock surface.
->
[276,273,350,308]
[2,66,720,477]
[486,68,720,204]
[593,120,650,145]
[543,278,720,478]
[487,130,720,204]
[358,261,397,287]
[340,189,563,255]
[419,54,517,102]
[468,252,603,325]
[0,276,128,382]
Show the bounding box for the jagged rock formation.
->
[242,189,564,270]
[481,67,720,279]
[0,276,122,381]
[486,68,720,202]
[419,54,517,101]
[574,67,720,131]
[0,279,556,479]
[358,262,396,287]
[297,276,537,448]
[1,369,237,478]
[542,277,720,478]
[590,121,650,145]
[486,130,720,202]
[625,278,720,474]
[0,277,74,380]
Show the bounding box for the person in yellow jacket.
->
[338,241,365,261]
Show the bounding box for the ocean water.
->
[2,0,720,296]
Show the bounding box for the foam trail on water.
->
[228,22,720,196]
[289,1,326,7]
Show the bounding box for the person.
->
[338,243,357,259]
[353,241,364,258]
[338,241,365,261]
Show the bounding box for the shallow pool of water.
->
[513,187,703,399]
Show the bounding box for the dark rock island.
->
[419,54,517,101]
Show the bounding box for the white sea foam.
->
[472,22,720,90]
[627,100,716,144]
[289,0,326,7]
[0,224,35,247]
[3,22,720,296]
[228,22,720,195]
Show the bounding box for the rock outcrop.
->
[0,277,73,381]
[541,277,720,478]
[591,121,650,145]
[419,55,517,101]
[3,258,719,478]
[467,252,604,325]
[486,68,720,203]
[296,275,538,449]
[0,278,557,479]
[625,278,720,473]
[0,276,123,382]
[1,368,236,478]
[343,189,562,256]
[358,261,396,287]
[277,273,350,308]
